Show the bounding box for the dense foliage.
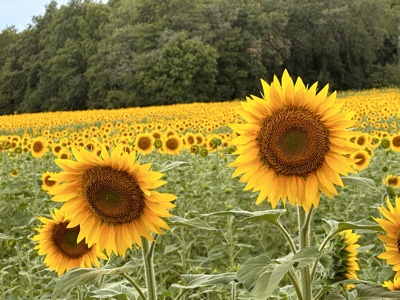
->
[0,0,399,114]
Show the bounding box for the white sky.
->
[0,0,71,32]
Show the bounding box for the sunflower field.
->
[1,73,400,300]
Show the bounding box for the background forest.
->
[0,0,399,114]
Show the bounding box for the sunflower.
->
[162,135,183,155]
[228,70,359,211]
[329,230,360,290]
[184,133,196,148]
[350,150,372,172]
[49,144,176,256]
[383,277,400,291]
[134,133,155,155]
[32,208,107,276]
[41,171,59,191]
[30,137,48,158]
[374,197,400,278]
[384,174,400,189]
[390,133,400,152]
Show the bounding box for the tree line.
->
[0,0,399,114]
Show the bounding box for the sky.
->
[0,0,70,32]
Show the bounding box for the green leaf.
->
[323,219,383,232]
[168,216,217,230]
[341,176,377,190]
[53,262,137,298]
[355,283,400,299]
[327,292,347,300]
[0,233,12,240]
[200,207,285,223]
[151,160,188,173]
[237,248,318,299]
[171,273,236,289]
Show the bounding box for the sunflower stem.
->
[174,288,189,300]
[121,273,147,300]
[273,220,297,254]
[142,237,158,300]
[297,205,313,300]
[287,268,304,300]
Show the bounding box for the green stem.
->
[230,281,236,300]
[142,236,157,300]
[310,228,341,282]
[174,289,190,300]
[273,220,297,254]
[121,273,146,300]
[297,205,313,300]
[287,268,304,300]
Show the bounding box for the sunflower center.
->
[354,153,366,165]
[138,137,152,150]
[393,137,400,147]
[44,176,56,187]
[388,177,398,186]
[81,166,145,224]
[166,138,179,150]
[258,106,330,177]
[397,234,400,253]
[33,141,44,152]
[52,222,90,259]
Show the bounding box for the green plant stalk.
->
[121,273,146,300]
[287,268,304,300]
[272,220,297,254]
[142,237,157,300]
[174,288,189,300]
[310,227,341,282]
[230,281,236,300]
[297,205,313,300]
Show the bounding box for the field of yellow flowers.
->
[1,86,400,300]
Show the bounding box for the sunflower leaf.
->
[199,207,285,222]
[341,176,377,190]
[168,216,217,230]
[355,283,400,299]
[53,261,137,298]
[326,292,347,300]
[323,219,383,232]
[171,273,236,289]
[237,248,318,299]
[151,160,188,173]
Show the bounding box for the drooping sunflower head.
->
[327,230,360,290]
[32,208,107,276]
[49,144,177,257]
[228,70,359,211]
[374,197,400,278]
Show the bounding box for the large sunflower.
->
[228,70,359,211]
[49,144,176,256]
[374,196,400,277]
[32,208,107,276]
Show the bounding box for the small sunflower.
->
[374,197,400,277]
[390,133,400,152]
[162,135,183,155]
[350,150,372,172]
[49,144,177,256]
[134,133,155,155]
[329,230,360,290]
[41,171,59,191]
[228,70,359,211]
[383,277,400,291]
[30,137,48,158]
[32,208,107,276]
[384,174,400,189]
